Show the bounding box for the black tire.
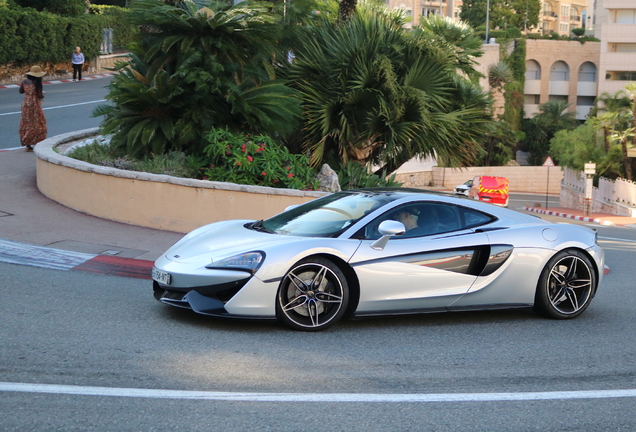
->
[534,249,597,319]
[276,257,349,331]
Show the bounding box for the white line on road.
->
[598,236,636,244]
[0,99,106,116]
[2,382,636,403]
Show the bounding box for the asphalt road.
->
[0,76,112,150]
[1,224,636,430]
[2,76,636,430]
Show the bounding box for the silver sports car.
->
[152,188,604,331]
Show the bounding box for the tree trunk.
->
[622,137,632,180]
[603,127,610,152]
[338,0,357,22]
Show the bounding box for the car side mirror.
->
[371,220,406,251]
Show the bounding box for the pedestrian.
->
[71,46,84,82]
[19,65,48,152]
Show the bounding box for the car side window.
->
[461,207,494,228]
[359,202,468,240]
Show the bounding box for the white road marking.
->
[0,239,95,270]
[0,100,106,116]
[598,236,636,244]
[1,382,636,402]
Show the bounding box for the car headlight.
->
[205,251,265,274]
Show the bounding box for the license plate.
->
[152,267,171,285]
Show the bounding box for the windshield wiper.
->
[249,220,274,233]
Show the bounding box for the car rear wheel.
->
[534,250,596,319]
[276,257,349,331]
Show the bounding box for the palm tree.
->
[283,7,492,174]
[589,90,631,117]
[522,100,579,165]
[413,16,484,80]
[488,61,513,117]
[624,83,636,142]
[588,112,620,153]
[610,127,635,180]
[95,0,302,157]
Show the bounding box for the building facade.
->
[540,0,588,35]
[595,0,636,95]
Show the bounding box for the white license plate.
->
[152,268,171,285]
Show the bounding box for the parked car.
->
[468,175,509,207]
[454,180,473,196]
[152,188,604,331]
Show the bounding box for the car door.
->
[348,202,494,315]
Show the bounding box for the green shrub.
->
[506,27,521,38]
[334,161,402,190]
[198,128,320,190]
[0,5,135,65]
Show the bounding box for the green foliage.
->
[0,5,136,65]
[333,161,402,190]
[571,27,585,37]
[67,140,202,178]
[95,0,302,158]
[14,0,86,16]
[549,123,603,170]
[501,38,526,131]
[198,128,319,190]
[460,0,540,30]
[282,7,493,175]
[522,101,580,165]
[506,26,521,38]
[476,120,520,166]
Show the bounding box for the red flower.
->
[209,164,214,168]
[261,172,267,176]
[273,179,279,183]
[285,166,291,170]
[226,151,231,155]
[241,144,247,153]
[236,162,242,166]
[287,173,294,178]
[202,176,208,180]
[247,156,253,162]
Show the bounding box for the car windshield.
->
[258,192,397,237]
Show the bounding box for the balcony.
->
[569,15,581,23]
[524,80,541,94]
[549,81,570,95]
[524,104,540,118]
[577,81,597,96]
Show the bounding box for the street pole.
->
[545,166,549,210]
[485,0,490,43]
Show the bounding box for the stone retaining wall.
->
[34,129,326,233]
[432,166,563,194]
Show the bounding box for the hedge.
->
[0,6,136,66]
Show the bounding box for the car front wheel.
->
[534,249,596,319]
[276,257,349,331]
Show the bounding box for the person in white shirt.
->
[71,46,85,82]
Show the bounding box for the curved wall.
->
[34,129,326,233]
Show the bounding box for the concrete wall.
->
[34,129,326,233]
[432,166,564,194]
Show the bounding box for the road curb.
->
[524,207,617,227]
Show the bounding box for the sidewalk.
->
[524,206,636,227]
[0,148,183,278]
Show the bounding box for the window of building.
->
[560,23,569,33]
[549,95,568,102]
[422,7,438,17]
[525,60,541,80]
[550,61,570,81]
[613,71,636,81]
[524,95,541,104]
[615,9,636,24]
[561,5,569,17]
[577,96,595,106]
[578,62,597,82]
[613,43,636,52]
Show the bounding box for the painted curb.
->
[524,207,617,227]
